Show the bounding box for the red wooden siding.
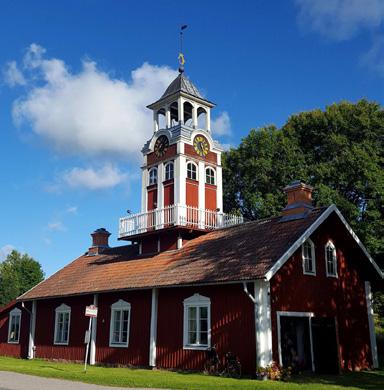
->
[147,187,157,211]
[160,231,178,252]
[270,214,373,371]
[186,179,198,207]
[34,295,93,361]
[163,181,174,207]
[95,290,151,366]
[0,302,29,358]
[156,284,256,374]
[205,184,216,211]
[147,144,177,166]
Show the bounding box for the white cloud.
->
[47,221,66,232]
[11,43,178,158]
[360,35,384,77]
[3,61,26,87]
[295,0,384,41]
[65,206,78,214]
[0,244,15,261]
[211,111,231,136]
[62,163,127,190]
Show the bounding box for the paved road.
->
[0,371,163,390]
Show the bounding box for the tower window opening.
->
[149,167,158,185]
[187,162,197,181]
[184,101,193,127]
[197,107,207,130]
[170,102,179,126]
[165,162,174,181]
[157,108,166,130]
[205,167,215,185]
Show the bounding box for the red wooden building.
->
[0,69,382,374]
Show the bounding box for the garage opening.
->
[279,315,313,372]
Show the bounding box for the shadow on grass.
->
[290,370,384,390]
[38,365,66,372]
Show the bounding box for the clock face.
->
[154,135,169,157]
[193,135,210,157]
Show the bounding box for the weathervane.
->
[178,25,188,73]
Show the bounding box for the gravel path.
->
[0,371,164,390]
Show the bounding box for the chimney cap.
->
[283,180,313,192]
[92,227,111,235]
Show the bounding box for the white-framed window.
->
[165,162,174,180]
[183,294,211,350]
[325,241,338,278]
[149,167,158,185]
[187,162,197,180]
[54,304,71,345]
[8,307,21,344]
[302,238,316,275]
[205,167,215,185]
[109,299,131,348]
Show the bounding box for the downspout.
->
[149,288,158,367]
[243,282,257,372]
[22,301,36,359]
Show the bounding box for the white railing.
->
[119,204,243,238]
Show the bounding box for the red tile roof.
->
[19,208,328,300]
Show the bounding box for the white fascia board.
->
[265,205,383,281]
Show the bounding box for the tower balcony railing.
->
[118,204,244,239]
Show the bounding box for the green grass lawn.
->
[0,356,383,389]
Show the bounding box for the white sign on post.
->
[85,305,98,318]
[84,305,98,372]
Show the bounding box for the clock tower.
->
[119,68,242,254]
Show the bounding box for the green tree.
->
[0,250,44,306]
[223,99,384,269]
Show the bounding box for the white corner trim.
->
[149,288,158,367]
[89,294,98,365]
[276,311,315,372]
[265,205,383,281]
[28,301,36,358]
[365,281,379,368]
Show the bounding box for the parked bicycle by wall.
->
[203,345,241,379]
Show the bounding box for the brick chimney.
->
[88,228,111,255]
[282,181,314,220]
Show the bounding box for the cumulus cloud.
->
[3,61,26,86]
[295,0,384,41]
[62,163,127,190]
[211,111,231,136]
[65,206,78,214]
[11,43,178,158]
[0,244,15,261]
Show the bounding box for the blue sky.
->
[1,0,383,276]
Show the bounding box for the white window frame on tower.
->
[187,161,198,181]
[54,304,71,345]
[325,241,338,278]
[109,299,131,348]
[148,167,158,186]
[205,167,216,185]
[302,238,316,276]
[164,162,174,181]
[8,307,22,344]
[183,294,211,350]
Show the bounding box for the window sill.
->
[183,345,209,351]
[109,343,129,348]
[7,340,19,344]
[326,274,338,278]
[54,342,69,346]
[303,271,316,276]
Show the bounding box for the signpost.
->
[84,305,98,372]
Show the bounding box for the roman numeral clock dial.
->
[154,135,169,158]
[193,135,209,157]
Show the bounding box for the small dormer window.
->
[325,241,338,278]
[165,162,174,181]
[149,167,158,185]
[187,162,197,180]
[302,239,316,275]
[205,167,215,185]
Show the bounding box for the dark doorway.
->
[311,317,339,374]
[280,316,313,371]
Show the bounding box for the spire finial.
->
[178,25,188,73]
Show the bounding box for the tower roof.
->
[161,73,203,100]
[147,72,214,109]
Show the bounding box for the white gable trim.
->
[265,205,383,281]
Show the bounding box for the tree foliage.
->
[223,99,384,269]
[0,250,44,306]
